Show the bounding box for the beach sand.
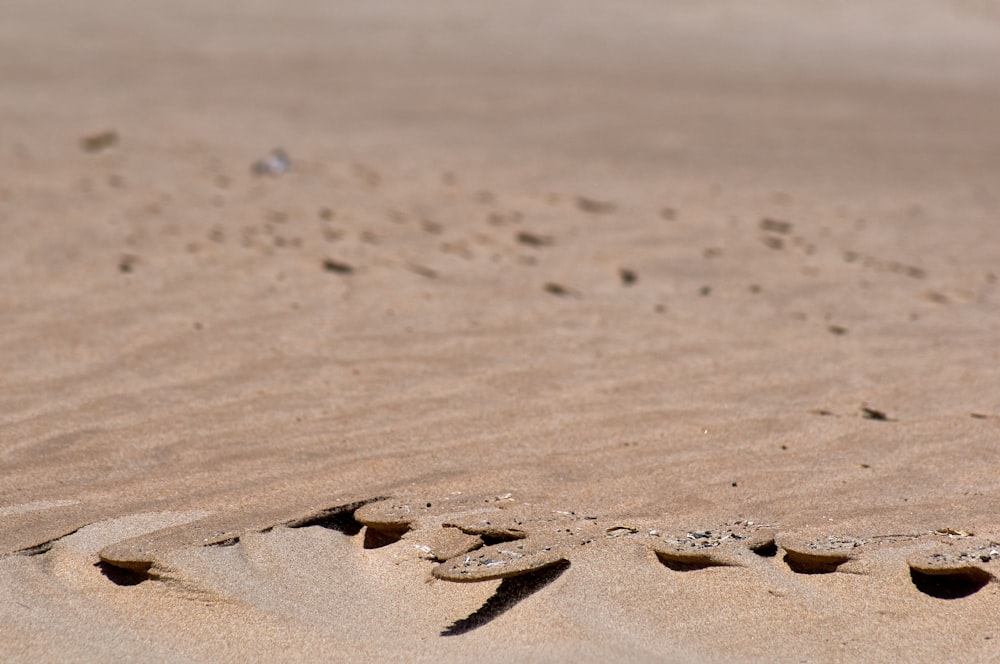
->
[2,1,1000,661]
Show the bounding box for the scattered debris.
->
[322,259,354,275]
[759,218,793,234]
[118,254,138,273]
[81,130,119,153]
[861,406,891,421]
[841,250,927,279]
[702,247,723,259]
[576,196,616,214]
[408,264,438,279]
[516,232,553,247]
[251,148,291,176]
[884,262,927,279]
[544,282,578,297]
[422,219,443,234]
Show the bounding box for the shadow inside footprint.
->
[655,552,735,572]
[783,552,850,574]
[206,537,240,547]
[480,532,525,546]
[285,502,376,536]
[363,525,409,549]
[289,510,364,536]
[910,567,991,600]
[15,527,83,557]
[95,560,152,587]
[750,540,778,558]
[16,541,56,556]
[441,560,570,636]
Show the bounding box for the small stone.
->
[251,148,291,176]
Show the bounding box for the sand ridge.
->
[5,498,1000,661]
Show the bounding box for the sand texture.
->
[2,1,1000,661]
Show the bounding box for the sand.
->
[2,1,1000,661]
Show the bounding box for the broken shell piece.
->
[433,540,568,582]
[934,528,975,538]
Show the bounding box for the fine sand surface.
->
[2,1,1000,661]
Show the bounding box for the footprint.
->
[777,534,865,574]
[18,487,990,612]
[907,538,997,599]
[433,539,570,582]
[651,522,778,571]
[353,492,520,555]
[97,497,378,578]
[654,550,739,572]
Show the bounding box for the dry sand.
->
[2,1,1000,661]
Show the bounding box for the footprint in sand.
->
[12,492,995,637]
